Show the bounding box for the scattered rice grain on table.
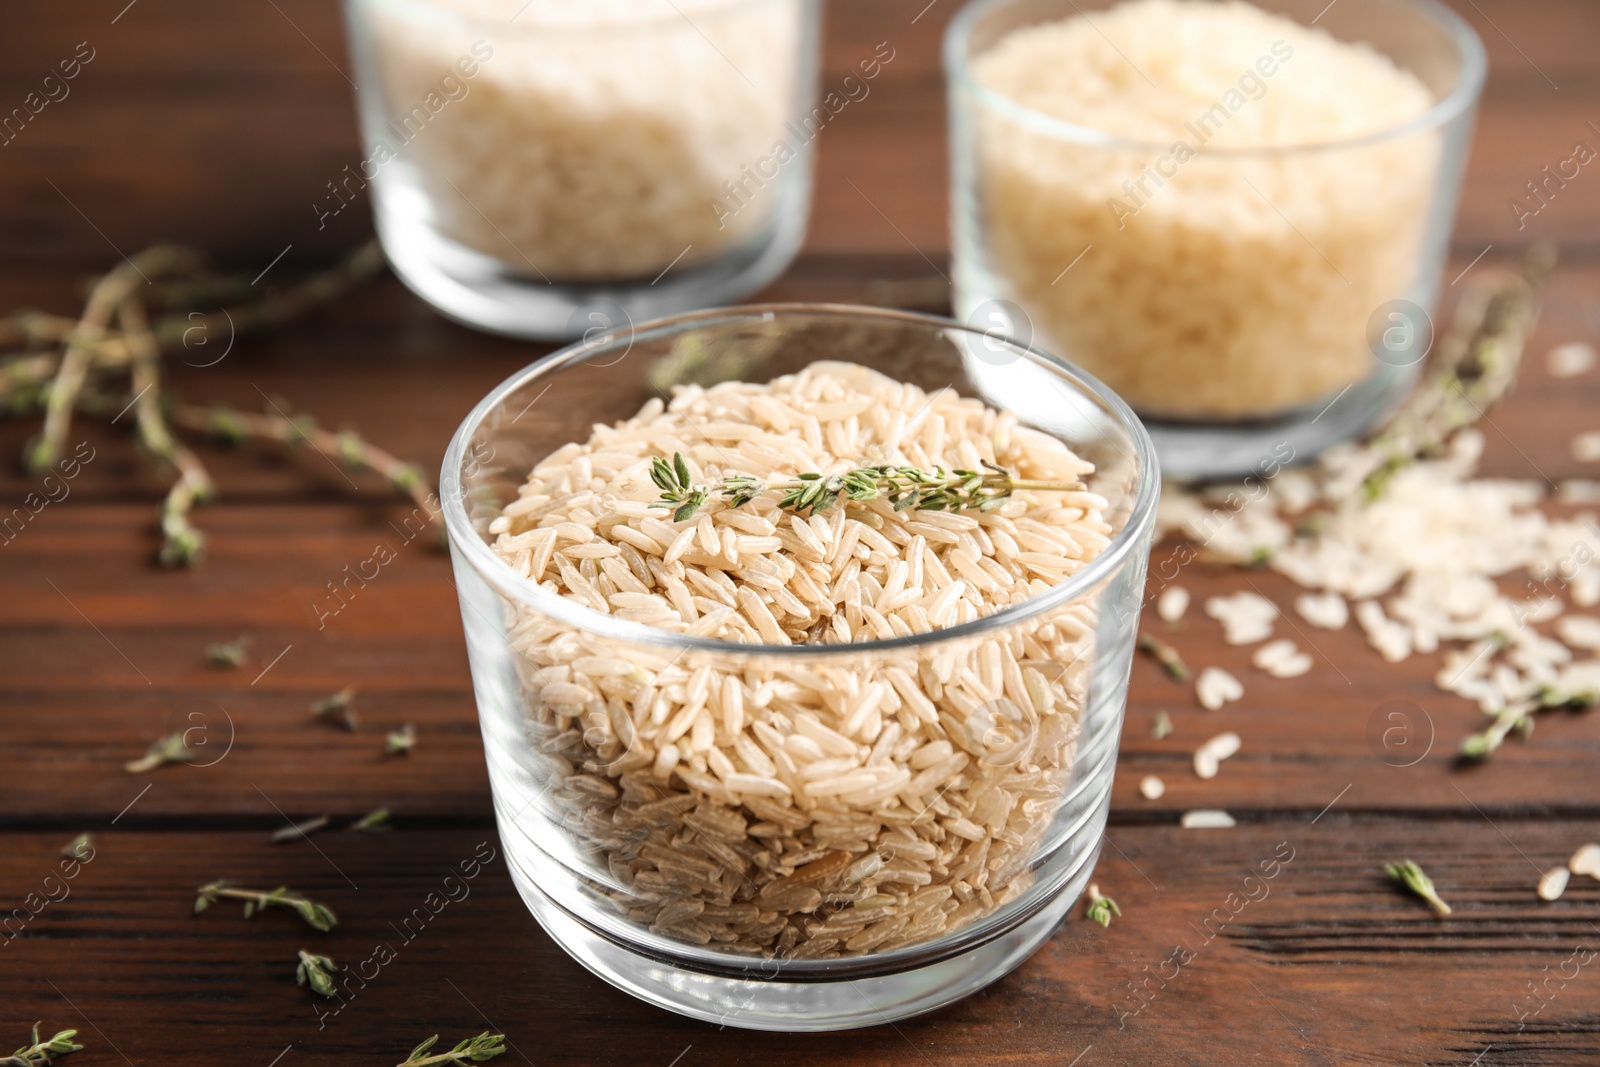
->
[1572,431,1600,464]
[1295,590,1349,630]
[487,361,1115,958]
[1181,809,1236,829]
[1195,666,1243,710]
[1538,866,1570,901]
[1157,585,1190,623]
[1205,591,1278,645]
[1547,341,1596,379]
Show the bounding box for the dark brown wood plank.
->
[3,823,1597,1066]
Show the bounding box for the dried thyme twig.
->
[1137,633,1191,682]
[296,950,340,998]
[272,815,331,844]
[1461,683,1598,760]
[348,809,391,833]
[398,1032,507,1067]
[7,1022,82,1066]
[194,881,337,932]
[385,725,417,756]
[0,240,428,566]
[29,245,202,471]
[1386,860,1452,916]
[1359,246,1555,501]
[124,730,196,773]
[311,687,358,731]
[205,635,250,668]
[651,451,1086,521]
[1084,883,1121,928]
[59,834,94,861]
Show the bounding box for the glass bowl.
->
[343,0,821,340]
[441,304,1159,1030]
[946,0,1486,479]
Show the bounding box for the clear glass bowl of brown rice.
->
[442,304,1159,1030]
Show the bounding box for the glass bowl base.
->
[1143,362,1417,481]
[505,857,1088,1032]
[374,178,810,342]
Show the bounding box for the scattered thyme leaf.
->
[1152,711,1173,740]
[1386,859,1451,916]
[8,1022,82,1066]
[295,950,340,998]
[271,815,331,844]
[59,833,94,862]
[650,451,1084,520]
[124,730,196,774]
[1137,633,1191,682]
[204,635,249,668]
[348,809,391,833]
[194,881,338,932]
[398,1031,507,1067]
[385,725,417,756]
[311,687,358,731]
[1084,883,1121,928]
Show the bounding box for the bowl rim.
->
[942,0,1488,158]
[440,302,1161,657]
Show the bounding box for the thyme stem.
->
[651,451,1085,521]
[1386,859,1451,916]
[194,881,338,932]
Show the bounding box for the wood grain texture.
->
[2,1,1600,1063]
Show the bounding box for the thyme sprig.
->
[1386,860,1452,916]
[1461,683,1598,760]
[6,1023,81,1067]
[385,725,417,756]
[296,950,340,998]
[1084,883,1121,928]
[194,881,338,932]
[0,240,436,566]
[205,635,250,668]
[398,1032,507,1067]
[312,687,358,731]
[348,808,392,833]
[650,451,1084,521]
[60,834,94,861]
[271,815,331,844]
[124,730,196,774]
[1137,634,1191,683]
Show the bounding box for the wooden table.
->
[4,1,1599,1063]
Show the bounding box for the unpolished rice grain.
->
[490,362,1110,959]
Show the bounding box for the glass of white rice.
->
[946,0,1486,478]
[343,0,820,339]
[441,305,1159,1029]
